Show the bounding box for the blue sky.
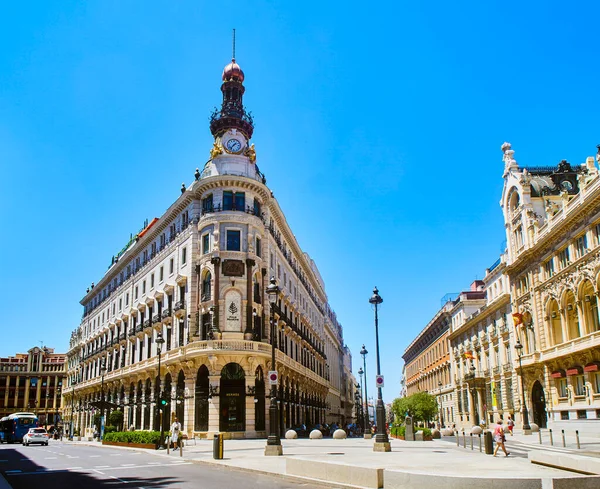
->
[1,1,599,403]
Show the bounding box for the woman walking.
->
[493,420,510,457]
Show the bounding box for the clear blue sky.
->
[1,1,599,403]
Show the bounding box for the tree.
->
[392,392,438,424]
[109,410,124,431]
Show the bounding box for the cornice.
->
[447,294,510,342]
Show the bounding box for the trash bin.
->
[213,433,224,460]
[484,430,493,455]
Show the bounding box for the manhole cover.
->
[327,452,345,455]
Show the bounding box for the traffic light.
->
[160,396,167,407]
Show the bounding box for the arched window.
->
[547,299,562,345]
[564,290,580,340]
[195,366,209,431]
[202,271,212,302]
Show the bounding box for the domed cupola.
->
[210,33,253,140]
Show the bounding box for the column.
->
[245,259,255,338]
[468,387,476,425]
[207,375,220,435]
[211,257,221,334]
[184,377,195,437]
[477,388,485,425]
[245,375,256,438]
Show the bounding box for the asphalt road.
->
[0,440,333,489]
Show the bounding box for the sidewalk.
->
[66,435,599,488]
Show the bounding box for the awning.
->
[584,362,600,373]
[566,366,583,376]
[551,370,566,379]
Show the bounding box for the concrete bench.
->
[529,449,600,475]
[286,457,383,489]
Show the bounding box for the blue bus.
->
[0,413,39,443]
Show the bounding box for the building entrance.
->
[531,380,547,428]
[219,363,245,432]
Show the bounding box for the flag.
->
[463,351,474,360]
[512,313,523,326]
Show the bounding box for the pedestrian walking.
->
[170,418,182,451]
[507,415,514,436]
[493,420,510,457]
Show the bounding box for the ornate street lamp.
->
[155,332,166,448]
[265,277,283,456]
[369,286,390,451]
[360,345,369,435]
[358,367,365,432]
[438,380,443,429]
[515,339,531,432]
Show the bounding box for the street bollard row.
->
[536,428,580,449]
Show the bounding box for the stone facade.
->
[65,57,354,439]
[0,347,66,428]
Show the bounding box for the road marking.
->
[109,475,130,484]
[44,457,57,460]
[89,455,101,458]
[121,463,135,466]
[94,465,110,469]
[66,456,80,458]
[65,467,82,470]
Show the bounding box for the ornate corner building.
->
[66,57,355,438]
[0,347,66,427]
[501,143,600,430]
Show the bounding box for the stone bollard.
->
[484,431,493,455]
[415,431,424,442]
[432,429,441,439]
[333,429,347,440]
[285,430,298,439]
[309,429,323,440]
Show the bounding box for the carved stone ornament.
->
[222,259,245,277]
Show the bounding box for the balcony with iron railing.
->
[152,314,161,324]
[174,301,185,312]
[143,319,151,329]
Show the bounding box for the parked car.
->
[22,428,49,446]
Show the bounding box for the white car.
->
[22,428,49,446]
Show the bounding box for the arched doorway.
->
[143,379,151,430]
[219,363,245,432]
[531,381,547,428]
[176,370,185,425]
[163,373,172,430]
[255,367,265,431]
[195,366,209,431]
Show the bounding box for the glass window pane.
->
[227,230,241,251]
[223,191,233,211]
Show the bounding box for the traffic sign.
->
[375,375,384,388]
[268,371,278,385]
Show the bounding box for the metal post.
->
[576,430,580,450]
[360,345,369,431]
[463,430,466,448]
[369,287,389,447]
[456,431,459,446]
[155,333,165,449]
[549,428,553,446]
[265,277,282,456]
[515,341,530,431]
[470,433,473,450]
[479,434,482,452]
[561,429,566,448]
[538,429,542,445]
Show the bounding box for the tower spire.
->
[232,28,236,61]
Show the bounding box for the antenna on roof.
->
[232,28,236,61]
[39,340,44,349]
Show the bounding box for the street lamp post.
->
[360,345,369,436]
[265,277,283,456]
[100,359,107,440]
[358,367,365,433]
[369,286,390,451]
[438,381,443,429]
[155,332,166,448]
[515,340,531,433]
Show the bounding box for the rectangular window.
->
[119,298,122,311]
[223,191,233,210]
[256,237,261,258]
[595,373,600,394]
[170,258,174,274]
[595,223,600,246]
[126,293,129,306]
[576,234,588,258]
[561,411,569,420]
[270,253,274,269]
[226,230,241,251]
[135,287,138,299]
[202,234,210,254]
[159,266,164,282]
[182,247,187,265]
[575,375,586,396]
[223,191,245,211]
[142,281,146,294]
[577,410,588,419]
[202,194,214,214]
[254,199,261,216]
[544,259,555,279]
[234,192,245,211]
[150,274,154,288]
[559,247,570,269]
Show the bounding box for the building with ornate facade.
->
[500,142,600,431]
[0,347,66,427]
[65,55,354,439]
[403,299,453,427]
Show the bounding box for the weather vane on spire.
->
[232,28,236,61]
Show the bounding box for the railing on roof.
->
[488,258,501,272]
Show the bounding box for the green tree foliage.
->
[392,392,438,423]
[109,410,124,430]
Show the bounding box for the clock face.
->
[561,180,573,192]
[226,138,242,153]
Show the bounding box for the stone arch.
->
[136,380,143,429]
[143,378,151,430]
[578,279,599,334]
[219,363,246,432]
[546,297,562,345]
[562,289,581,340]
[194,365,209,431]
[176,370,185,425]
